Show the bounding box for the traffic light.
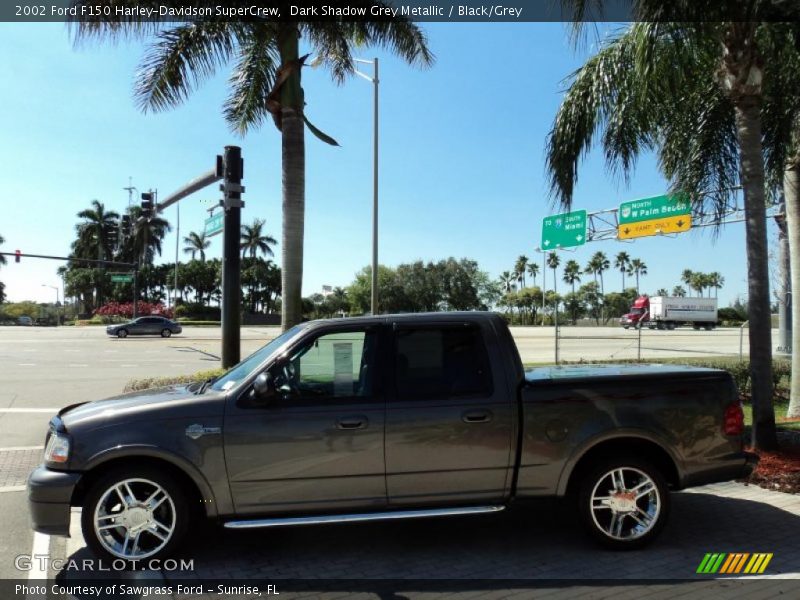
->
[141,192,154,219]
[109,223,120,249]
[121,215,131,238]
[15,249,20,263]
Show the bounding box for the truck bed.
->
[516,362,742,498]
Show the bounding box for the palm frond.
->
[134,21,239,113]
[69,1,165,46]
[224,24,281,134]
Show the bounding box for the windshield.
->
[208,325,304,392]
[629,308,645,315]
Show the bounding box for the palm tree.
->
[655,288,669,297]
[183,231,211,262]
[672,286,687,298]
[562,260,581,294]
[614,252,631,291]
[0,234,6,267]
[527,262,540,287]
[72,6,433,332]
[681,270,695,292]
[628,259,648,294]
[708,272,725,298]
[124,206,171,266]
[545,13,783,447]
[240,219,277,260]
[689,272,706,297]
[74,200,119,261]
[514,255,529,288]
[72,200,120,308]
[499,271,516,293]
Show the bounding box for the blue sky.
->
[0,22,768,306]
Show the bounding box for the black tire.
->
[81,466,190,565]
[578,457,670,550]
[117,329,128,338]
[666,322,676,331]
[161,329,172,338]
[623,326,629,330]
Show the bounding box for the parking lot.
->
[0,324,797,598]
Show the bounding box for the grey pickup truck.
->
[29,312,755,562]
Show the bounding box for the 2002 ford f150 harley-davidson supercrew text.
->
[28,312,756,562]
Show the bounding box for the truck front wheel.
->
[578,458,670,550]
[81,466,190,564]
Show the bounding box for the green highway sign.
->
[619,194,690,224]
[541,209,587,249]
[204,212,224,237]
[110,274,133,283]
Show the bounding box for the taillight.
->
[723,402,744,436]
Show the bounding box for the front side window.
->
[395,325,493,400]
[272,330,376,401]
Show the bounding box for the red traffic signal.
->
[15,250,20,263]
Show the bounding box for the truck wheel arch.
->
[559,434,682,497]
[72,448,219,518]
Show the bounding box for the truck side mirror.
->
[252,372,275,404]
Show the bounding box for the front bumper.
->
[28,466,81,536]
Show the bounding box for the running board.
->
[223,505,505,530]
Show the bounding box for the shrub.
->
[123,368,226,392]
[95,301,173,319]
[174,303,220,321]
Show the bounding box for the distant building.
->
[321,285,333,298]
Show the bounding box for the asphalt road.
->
[0,322,782,596]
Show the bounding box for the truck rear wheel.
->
[578,458,670,550]
[81,466,190,564]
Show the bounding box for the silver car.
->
[106,316,182,338]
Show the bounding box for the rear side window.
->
[395,325,493,400]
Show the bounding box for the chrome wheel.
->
[589,467,660,541]
[93,478,176,560]
[161,329,171,338]
[117,329,128,338]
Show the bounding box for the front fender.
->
[83,445,229,517]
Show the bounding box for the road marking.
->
[120,364,139,368]
[0,446,44,451]
[0,485,26,493]
[68,364,88,368]
[28,531,50,582]
[18,363,36,367]
[64,349,80,353]
[104,350,118,353]
[0,408,57,413]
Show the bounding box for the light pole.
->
[42,284,59,326]
[354,58,380,315]
[534,247,546,326]
[174,202,180,309]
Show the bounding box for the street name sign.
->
[204,212,224,237]
[110,274,133,283]
[618,194,691,240]
[541,209,587,249]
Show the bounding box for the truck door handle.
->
[462,409,492,424]
[337,416,368,430]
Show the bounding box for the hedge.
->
[124,368,226,392]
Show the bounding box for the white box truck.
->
[646,296,718,330]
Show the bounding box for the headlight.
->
[44,432,70,464]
